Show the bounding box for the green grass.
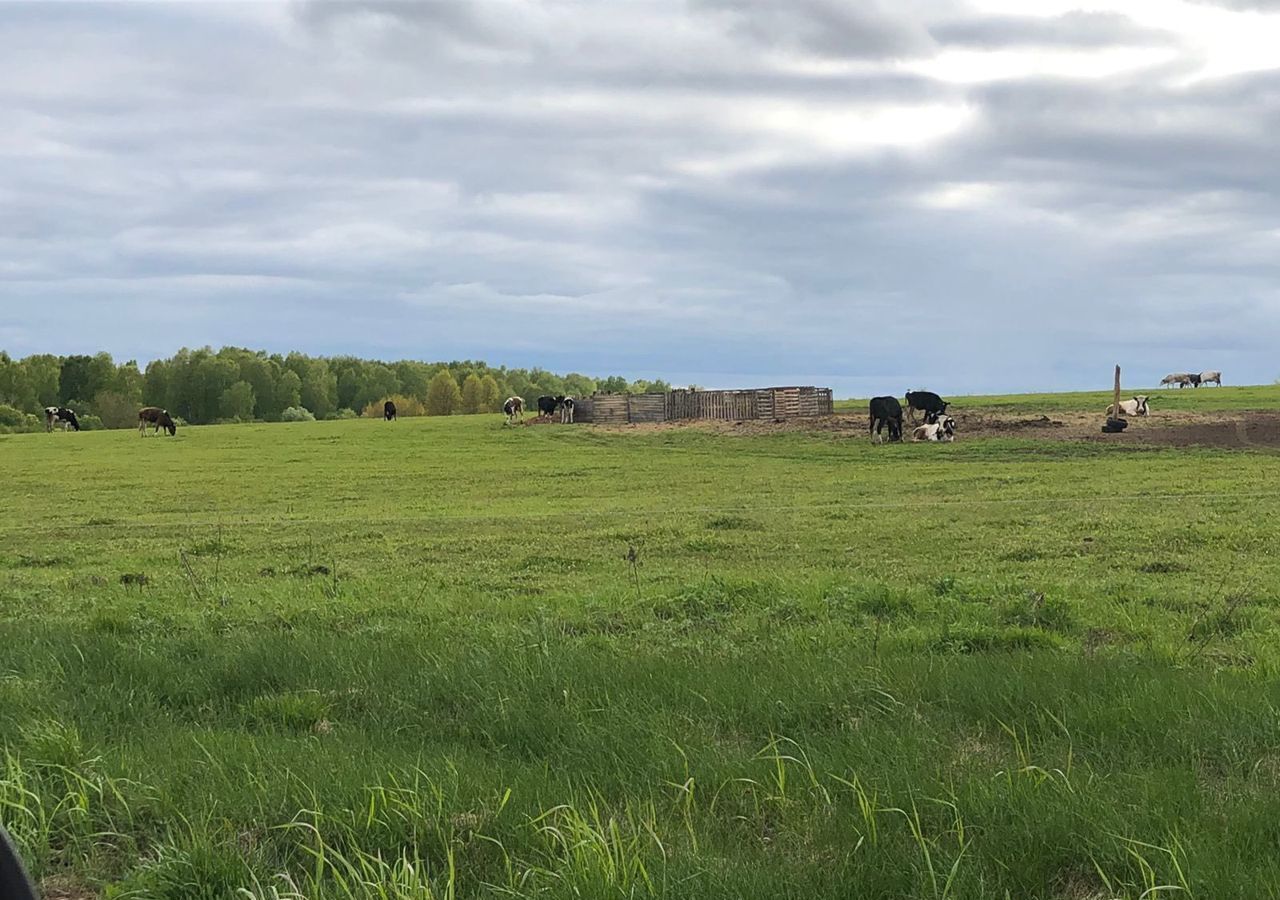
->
[836,381,1280,413]
[4,411,1280,897]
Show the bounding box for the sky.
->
[3,0,1280,396]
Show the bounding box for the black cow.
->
[537,395,563,418]
[44,407,80,432]
[905,390,948,424]
[869,396,903,443]
[384,400,397,421]
[138,407,177,436]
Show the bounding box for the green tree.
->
[425,369,462,416]
[59,352,115,406]
[220,381,256,421]
[460,373,484,414]
[276,369,302,413]
[22,355,61,407]
[111,361,145,404]
[598,376,629,393]
[300,360,338,419]
[479,374,503,412]
[0,353,35,411]
[92,391,138,429]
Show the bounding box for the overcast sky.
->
[3,0,1279,395]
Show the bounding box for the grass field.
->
[5,386,1280,898]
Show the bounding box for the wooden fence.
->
[573,386,833,425]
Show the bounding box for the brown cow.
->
[138,407,177,436]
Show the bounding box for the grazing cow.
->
[1106,396,1150,417]
[912,415,957,442]
[138,406,177,436]
[536,395,563,418]
[560,397,575,424]
[904,390,948,424]
[503,396,525,425]
[869,396,903,443]
[383,400,397,421]
[44,407,80,432]
[1199,370,1222,386]
[1160,373,1191,388]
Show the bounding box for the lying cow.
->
[503,396,524,425]
[384,400,397,421]
[44,407,80,432]
[138,406,177,436]
[1199,370,1222,387]
[905,390,948,424]
[912,415,956,442]
[869,396,903,443]
[1106,395,1150,417]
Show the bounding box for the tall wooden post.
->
[1112,365,1122,418]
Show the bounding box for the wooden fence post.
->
[1112,365,1122,419]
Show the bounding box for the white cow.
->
[1161,373,1193,388]
[1106,396,1150,417]
[1199,370,1222,386]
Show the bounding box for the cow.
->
[904,390,948,424]
[138,407,177,436]
[1187,372,1202,388]
[1106,396,1150,417]
[536,395,563,418]
[869,396,903,443]
[44,407,80,432]
[383,400,397,421]
[560,397,575,424]
[1161,373,1194,388]
[1199,370,1222,387]
[503,396,525,425]
[912,415,957,442]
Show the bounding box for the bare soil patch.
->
[589,409,1280,450]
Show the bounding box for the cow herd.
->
[868,391,956,444]
[503,395,575,425]
[1161,370,1222,388]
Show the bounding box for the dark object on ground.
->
[1101,417,1128,433]
[0,823,38,900]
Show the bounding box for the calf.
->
[1106,396,1150,417]
[904,390,948,424]
[503,396,525,425]
[869,396,903,443]
[138,406,177,436]
[560,397,575,424]
[383,400,397,421]
[912,415,957,442]
[1199,370,1222,386]
[44,407,80,432]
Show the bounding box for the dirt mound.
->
[588,409,1280,450]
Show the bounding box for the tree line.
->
[0,347,671,431]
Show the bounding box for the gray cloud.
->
[2,1,1280,393]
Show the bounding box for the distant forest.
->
[0,347,671,431]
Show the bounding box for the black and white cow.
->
[44,407,80,432]
[1106,396,1150,417]
[869,396,903,443]
[560,397,575,424]
[504,396,525,425]
[904,390,948,424]
[912,415,956,442]
[383,400,397,421]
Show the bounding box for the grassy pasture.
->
[4,393,1280,898]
